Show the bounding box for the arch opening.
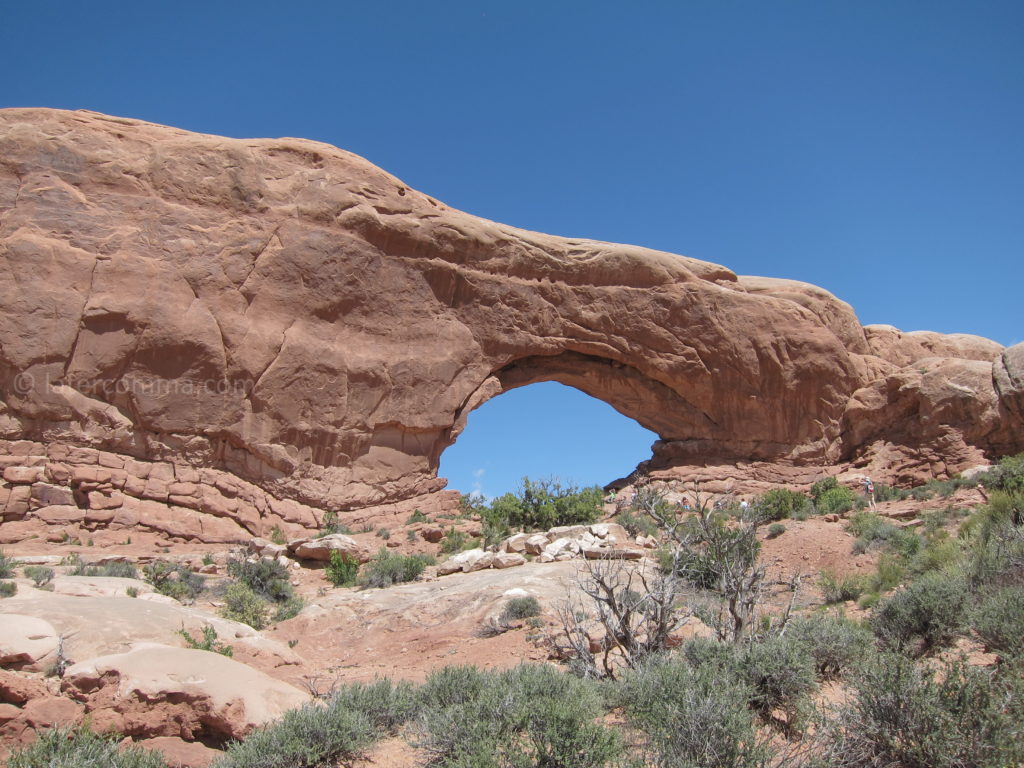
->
[438,380,658,499]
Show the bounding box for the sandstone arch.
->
[0,108,1021,520]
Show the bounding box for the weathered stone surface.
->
[0,107,1020,522]
[290,534,370,563]
[492,552,526,569]
[61,645,310,741]
[0,615,59,670]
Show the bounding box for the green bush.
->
[407,509,428,524]
[816,485,856,514]
[439,527,470,554]
[614,508,660,539]
[317,510,353,537]
[358,550,433,589]
[0,580,17,597]
[873,482,908,502]
[23,565,54,587]
[215,698,375,768]
[818,653,1024,768]
[227,557,294,603]
[617,656,767,768]
[325,551,359,587]
[972,587,1024,658]
[416,664,622,768]
[480,477,603,540]
[500,596,541,623]
[871,571,969,656]
[819,569,867,604]
[738,634,817,717]
[810,476,839,502]
[847,512,921,558]
[178,624,233,657]
[0,550,19,578]
[8,725,168,768]
[143,561,204,602]
[67,556,138,579]
[987,451,1024,493]
[786,613,872,680]
[755,488,809,521]
[330,678,418,734]
[220,582,269,630]
[766,522,786,539]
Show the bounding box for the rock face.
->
[61,645,310,742]
[0,108,1021,521]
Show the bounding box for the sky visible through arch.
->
[2,1,1020,497]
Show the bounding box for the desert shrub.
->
[766,522,786,539]
[963,498,1024,590]
[331,678,418,733]
[810,476,839,502]
[971,587,1024,658]
[177,624,233,657]
[375,527,391,540]
[819,569,866,604]
[0,550,19,578]
[272,596,304,623]
[269,525,287,545]
[681,636,741,672]
[215,697,375,768]
[143,561,204,602]
[787,613,872,680]
[617,655,767,768]
[873,482,908,502]
[738,634,817,718]
[227,557,293,603]
[500,595,541,622]
[986,451,1024,493]
[480,477,603,539]
[818,653,1024,768]
[66,555,138,579]
[871,571,969,656]
[0,580,17,597]
[755,488,809,521]
[317,510,353,537]
[865,553,906,596]
[439,527,469,554]
[614,507,660,539]
[407,509,428,524]
[816,485,856,514]
[907,534,961,576]
[8,725,168,768]
[220,582,269,630]
[847,512,921,558]
[325,550,359,587]
[23,565,54,587]
[416,664,622,768]
[358,550,433,589]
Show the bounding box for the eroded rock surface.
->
[0,107,1021,525]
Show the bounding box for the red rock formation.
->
[0,108,1021,527]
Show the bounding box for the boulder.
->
[0,615,59,670]
[437,548,491,576]
[289,534,370,563]
[589,523,630,542]
[500,533,533,553]
[61,645,310,741]
[0,668,49,704]
[20,695,84,728]
[492,552,526,569]
[419,526,445,543]
[524,534,548,555]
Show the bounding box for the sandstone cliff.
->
[0,108,1020,530]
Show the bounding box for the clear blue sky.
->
[2,1,1021,498]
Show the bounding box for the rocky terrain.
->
[1,109,1022,766]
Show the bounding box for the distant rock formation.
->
[0,108,1020,522]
